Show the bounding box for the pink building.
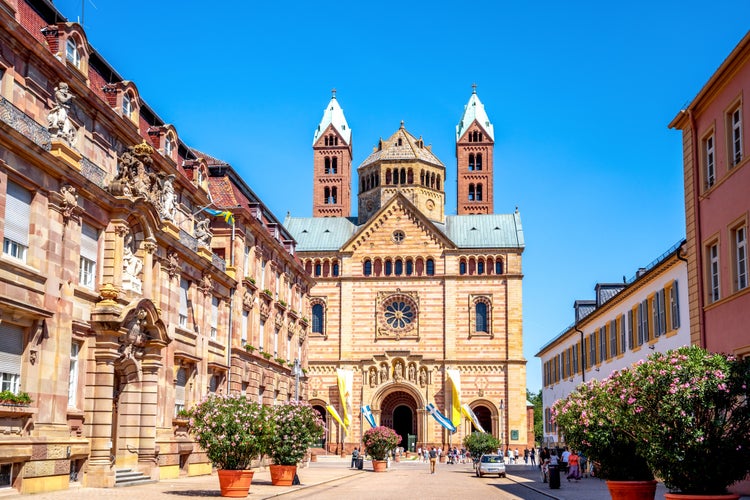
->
[670,31,750,359]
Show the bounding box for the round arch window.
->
[384,299,415,329]
[392,230,405,244]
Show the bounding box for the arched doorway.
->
[472,405,493,434]
[380,391,418,452]
[311,404,327,449]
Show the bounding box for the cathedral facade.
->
[284,90,528,452]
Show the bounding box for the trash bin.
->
[356,458,364,470]
[549,465,560,489]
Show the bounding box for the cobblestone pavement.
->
[5,457,750,499]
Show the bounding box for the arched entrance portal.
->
[472,405,493,434]
[311,404,327,449]
[380,391,417,452]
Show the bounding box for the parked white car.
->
[475,454,506,478]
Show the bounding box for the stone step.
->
[114,468,157,488]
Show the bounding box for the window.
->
[669,281,680,330]
[122,92,132,118]
[627,309,634,349]
[653,289,666,337]
[394,260,403,276]
[275,271,280,297]
[65,37,80,68]
[599,326,607,361]
[314,263,321,277]
[164,135,175,158]
[259,318,265,350]
[495,260,503,274]
[476,183,483,201]
[734,226,748,291]
[384,260,392,276]
[260,259,266,288]
[468,184,475,201]
[477,260,485,275]
[175,367,187,416]
[0,323,23,394]
[241,310,249,345]
[68,343,80,407]
[210,297,219,340]
[730,106,743,166]
[363,260,372,276]
[209,374,219,393]
[179,278,189,328]
[637,300,648,345]
[476,153,483,171]
[332,262,339,276]
[460,261,467,275]
[704,133,715,189]
[273,328,279,357]
[475,302,487,333]
[79,223,98,289]
[588,332,596,366]
[406,260,413,275]
[426,259,435,276]
[468,154,475,171]
[572,344,579,375]
[619,315,626,354]
[312,304,324,334]
[3,181,31,262]
[708,243,720,303]
[609,320,617,356]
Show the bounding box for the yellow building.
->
[285,91,528,453]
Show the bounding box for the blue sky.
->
[54,0,749,392]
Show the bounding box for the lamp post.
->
[498,399,505,452]
[292,358,301,401]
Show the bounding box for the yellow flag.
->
[336,369,353,429]
[446,369,462,427]
[326,405,347,435]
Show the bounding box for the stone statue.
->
[122,232,143,280]
[380,363,388,384]
[47,82,76,145]
[195,218,212,247]
[120,307,147,360]
[393,361,404,382]
[419,368,427,388]
[369,367,377,388]
[408,363,416,382]
[59,184,78,222]
[160,174,177,221]
[109,142,156,201]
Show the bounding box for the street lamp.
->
[292,358,302,401]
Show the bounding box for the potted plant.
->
[261,352,272,361]
[245,344,256,353]
[554,375,655,499]
[623,346,750,499]
[186,394,270,497]
[363,426,401,472]
[266,401,325,485]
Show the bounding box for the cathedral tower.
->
[312,90,352,217]
[456,86,495,215]
[357,122,445,224]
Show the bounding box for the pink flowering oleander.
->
[363,426,401,460]
[267,401,324,466]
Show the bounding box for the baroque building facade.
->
[0,0,312,494]
[284,90,528,453]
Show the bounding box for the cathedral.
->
[284,89,528,452]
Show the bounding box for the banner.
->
[361,405,376,428]
[461,403,486,433]
[203,207,235,225]
[326,405,347,435]
[446,369,462,427]
[426,403,456,433]
[336,368,353,429]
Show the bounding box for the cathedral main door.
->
[380,390,418,450]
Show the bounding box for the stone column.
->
[85,346,119,488]
[138,352,163,479]
[142,240,157,300]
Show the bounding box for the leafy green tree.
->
[463,432,501,459]
[526,388,543,446]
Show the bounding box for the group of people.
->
[497,447,537,465]
[538,446,594,482]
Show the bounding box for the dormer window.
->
[165,135,175,159]
[65,38,81,68]
[122,93,132,119]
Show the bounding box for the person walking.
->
[351,447,359,469]
[530,447,536,466]
[429,447,438,474]
[566,449,581,481]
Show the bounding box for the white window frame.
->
[241,310,249,345]
[65,37,80,68]
[178,278,189,328]
[122,92,132,118]
[164,135,174,158]
[273,328,279,358]
[210,297,219,340]
[731,106,743,166]
[259,319,265,351]
[3,181,31,263]
[709,243,720,303]
[669,281,681,330]
[79,223,98,290]
[704,133,715,188]
[736,226,748,291]
[68,343,80,407]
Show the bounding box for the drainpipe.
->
[574,327,585,383]
[687,109,707,349]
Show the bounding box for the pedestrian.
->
[351,447,359,469]
[566,450,581,481]
[429,446,437,474]
[514,447,519,463]
[417,446,422,462]
[524,448,529,464]
[530,447,536,466]
[507,447,513,464]
[560,446,570,474]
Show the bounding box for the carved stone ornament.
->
[259,301,270,321]
[194,218,212,247]
[298,329,306,345]
[59,184,78,224]
[119,307,148,362]
[122,231,143,294]
[243,290,255,310]
[165,251,180,279]
[197,272,213,295]
[47,82,77,145]
[274,314,284,330]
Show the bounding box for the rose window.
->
[384,300,414,329]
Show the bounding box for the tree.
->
[463,432,501,459]
[526,388,543,446]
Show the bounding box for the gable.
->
[343,195,455,256]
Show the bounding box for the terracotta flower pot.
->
[664,494,740,500]
[217,469,254,498]
[269,464,297,486]
[606,480,658,500]
[310,453,317,462]
[372,459,387,472]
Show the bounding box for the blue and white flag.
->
[361,405,376,428]
[426,403,456,433]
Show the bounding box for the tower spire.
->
[312,92,352,218]
[455,89,495,215]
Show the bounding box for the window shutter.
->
[0,324,23,375]
[80,223,98,261]
[5,182,31,246]
[175,368,187,404]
